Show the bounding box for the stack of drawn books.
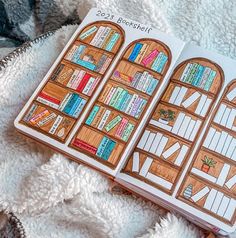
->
[14,8,236,235]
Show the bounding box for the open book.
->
[14,8,236,235]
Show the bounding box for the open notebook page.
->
[116,43,236,235]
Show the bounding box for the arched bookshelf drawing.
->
[178,80,236,225]
[70,38,172,168]
[122,58,224,194]
[20,21,125,142]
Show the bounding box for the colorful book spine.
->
[105,116,122,132]
[146,78,159,95]
[115,118,128,138]
[121,123,134,141]
[125,94,139,114]
[120,94,132,112]
[51,64,65,81]
[192,65,205,86]
[68,96,82,116]
[92,107,106,128]
[142,74,152,93]
[199,67,211,88]
[102,30,115,49]
[136,71,149,91]
[49,115,63,134]
[141,49,159,66]
[65,45,78,60]
[73,138,97,154]
[72,98,87,118]
[99,84,112,102]
[114,90,128,110]
[30,109,50,125]
[75,59,96,71]
[180,63,193,82]
[204,70,217,91]
[82,77,96,95]
[76,73,91,92]
[105,32,120,52]
[185,63,198,83]
[130,97,142,117]
[79,26,98,40]
[71,70,86,89]
[109,87,124,107]
[58,93,72,111]
[38,92,61,105]
[87,77,100,96]
[63,93,79,114]
[96,27,111,48]
[71,45,86,63]
[104,87,117,105]
[156,54,168,73]
[131,72,142,88]
[151,52,164,71]
[128,43,143,62]
[90,26,106,46]
[96,136,110,158]
[135,99,147,118]
[101,139,116,161]
[134,44,149,64]
[86,105,100,125]
[97,109,111,130]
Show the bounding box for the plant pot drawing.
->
[158,109,175,123]
[201,164,210,173]
[201,156,216,174]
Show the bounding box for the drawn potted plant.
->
[201,156,217,173]
[158,109,175,124]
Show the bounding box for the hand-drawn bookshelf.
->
[123,58,224,194]
[178,80,236,225]
[20,21,125,142]
[70,39,172,168]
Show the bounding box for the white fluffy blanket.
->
[1,0,236,237]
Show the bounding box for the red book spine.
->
[76,73,91,92]
[38,92,61,105]
[72,138,97,154]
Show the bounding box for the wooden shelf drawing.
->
[70,38,172,168]
[178,80,236,225]
[20,21,125,142]
[123,58,224,193]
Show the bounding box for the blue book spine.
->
[63,94,79,114]
[156,55,168,73]
[105,33,120,51]
[96,137,110,158]
[192,65,205,86]
[151,53,163,71]
[128,43,143,62]
[69,96,82,116]
[86,105,100,125]
[204,70,217,91]
[71,45,86,62]
[101,139,116,161]
[73,98,86,118]
[147,78,159,95]
[120,94,132,112]
[75,59,96,71]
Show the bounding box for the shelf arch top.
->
[77,20,125,54]
[171,57,225,95]
[122,38,172,76]
[223,79,236,105]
